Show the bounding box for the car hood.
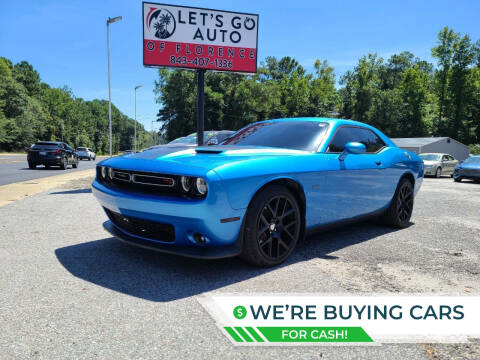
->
[99,145,310,177]
[458,162,480,170]
[423,160,440,166]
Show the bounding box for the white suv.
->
[75,147,96,161]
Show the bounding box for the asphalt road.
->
[0,155,104,186]
[0,177,479,359]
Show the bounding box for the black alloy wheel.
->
[241,185,301,267]
[396,181,414,224]
[382,178,414,228]
[257,195,299,260]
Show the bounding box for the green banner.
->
[224,326,373,343]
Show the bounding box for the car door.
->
[448,155,458,174]
[441,155,451,174]
[315,126,394,225]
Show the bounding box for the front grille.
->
[105,208,175,242]
[97,167,187,197]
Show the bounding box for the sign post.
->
[142,2,259,145]
[196,69,205,146]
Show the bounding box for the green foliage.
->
[155,56,338,141]
[470,144,480,155]
[155,27,479,150]
[0,58,153,153]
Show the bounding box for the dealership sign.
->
[142,2,259,73]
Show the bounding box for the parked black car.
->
[27,141,79,170]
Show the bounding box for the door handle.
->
[375,161,382,166]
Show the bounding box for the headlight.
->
[194,177,208,196]
[180,176,191,192]
[108,167,114,180]
[101,166,106,178]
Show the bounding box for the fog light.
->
[193,232,206,245]
[101,166,106,178]
[194,177,208,196]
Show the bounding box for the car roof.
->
[36,141,62,144]
[419,153,449,156]
[254,117,386,130]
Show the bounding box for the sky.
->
[1,0,479,131]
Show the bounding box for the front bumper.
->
[423,166,437,176]
[103,220,241,259]
[454,168,480,180]
[92,179,246,259]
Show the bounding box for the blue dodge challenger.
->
[92,118,423,267]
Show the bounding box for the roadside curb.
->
[0,169,95,207]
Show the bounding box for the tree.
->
[431,27,458,134]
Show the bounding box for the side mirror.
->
[207,138,218,146]
[339,142,366,161]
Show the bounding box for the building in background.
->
[392,137,470,160]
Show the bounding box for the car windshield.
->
[76,147,87,151]
[32,143,59,149]
[221,121,329,151]
[169,132,233,145]
[419,154,441,161]
[177,136,198,144]
[464,157,480,164]
[169,137,186,144]
[211,132,233,143]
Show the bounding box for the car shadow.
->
[50,189,92,195]
[55,220,404,302]
[19,167,62,170]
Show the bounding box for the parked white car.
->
[419,153,458,177]
[75,147,96,161]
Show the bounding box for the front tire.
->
[454,177,462,182]
[241,185,301,267]
[435,167,442,178]
[382,178,414,228]
[28,162,36,169]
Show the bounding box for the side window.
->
[327,127,386,153]
[442,155,449,161]
[448,155,455,161]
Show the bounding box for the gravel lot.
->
[0,176,479,359]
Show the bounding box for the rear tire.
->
[28,162,36,169]
[454,177,462,182]
[240,185,301,267]
[72,159,78,168]
[60,157,67,170]
[435,167,442,178]
[381,178,414,228]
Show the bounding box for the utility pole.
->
[134,85,142,152]
[106,16,122,156]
